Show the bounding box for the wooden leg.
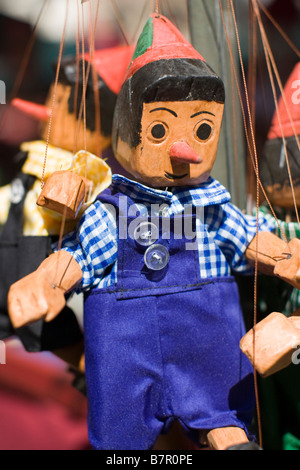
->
[206,427,248,450]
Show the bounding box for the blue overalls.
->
[83,189,255,450]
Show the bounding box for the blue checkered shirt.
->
[58,174,276,291]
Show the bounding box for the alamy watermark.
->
[292,344,300,365]
[0,340,6,364]
[0,80,6,104]
[104,197,204,251]
[292,79,300,105]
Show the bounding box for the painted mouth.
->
[165,171,188,180]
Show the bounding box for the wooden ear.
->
[37,170,90,219]
[240,312,300,377]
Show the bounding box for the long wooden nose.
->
[11,98,50,122]
[169,141,202,164]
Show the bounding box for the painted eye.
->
[151,123,166,139]
[147,121,169,143]
[196,123,212,141]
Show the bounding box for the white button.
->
[144,244,169,271]
[134,221,159,246]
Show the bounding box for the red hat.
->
[268,62,300,140]
[84,44,135,95]
[125,13,205,81]
[11,45,135,123]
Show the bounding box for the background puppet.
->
[0,45,134,361]
[7,14,300,451]
[240,62,300,450]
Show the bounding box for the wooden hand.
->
[240,312,300,377]
[8,250,82,328]
[246,232,300,288]
[8,269,66,327]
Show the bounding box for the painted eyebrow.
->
[149,107,178,117]
[190,111,215,118]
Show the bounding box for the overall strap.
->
[97,186,137,217]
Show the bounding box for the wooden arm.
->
[246,231,288,275]
[8,250,82,328]
[38,250,83,293]
[246,232,300,288]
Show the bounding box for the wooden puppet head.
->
[260,62,300,210]
[13,45,134,155]
[112,14,225,187]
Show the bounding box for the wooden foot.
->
[206,427,248,450]
[37,170,89,219]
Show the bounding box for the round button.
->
[144,244,169,271]
[134,221,159,246]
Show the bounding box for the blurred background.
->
[0,0,299,450]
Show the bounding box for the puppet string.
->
[164,0,179,29]
[0,0,48,138]
[228,0,263,447]
[89,0,102,158]
[253,0,300,227]
[41,0,69,188]
[219,0,264,447]
[257,0,300,58]
[246,247,292,262]
[73,0,81,156]
[81,0,87,155]
[227,7,241,207]
[185,0,192,43]
[54,0,86,285]
[246,1,258,207]
[51,249,74,289]
[255,1,300,155]
[218,0,288,245]
[57,0,100,257]
[73,0,98,157]
[110,0,130,45]
[131,0,149,44]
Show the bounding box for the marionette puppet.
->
[240,62,300,380]
[0,45,134,358]
[7,14,300,451]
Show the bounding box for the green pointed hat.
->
[125,13,205,81]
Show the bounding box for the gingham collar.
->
[111,174,231,209]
